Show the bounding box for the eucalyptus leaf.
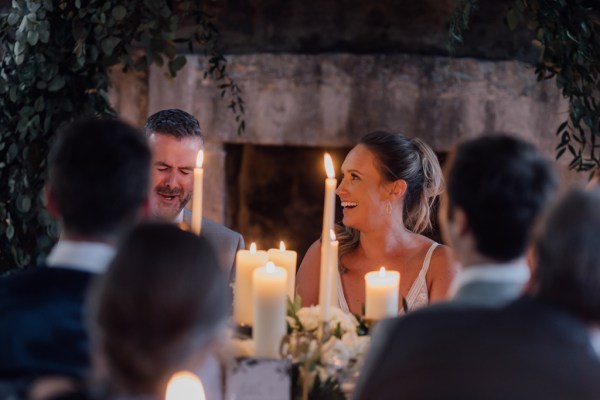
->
[112,5,127,21]
[38,27,49,43]
[27,30,39,46]
[6,225,14,240]
[168,55,187,76]
[47,75,65,91]
[27,1,42,13]
[101,36,120,56]
[16,195,31,213]
[7,13,20,26]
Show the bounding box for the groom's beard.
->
[152,185,192,222]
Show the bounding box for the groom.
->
[144,109,244,280]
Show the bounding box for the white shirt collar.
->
[46,240,116,274]
[449,260,530,298]
[175,209,184,224]
[589,327,600,359]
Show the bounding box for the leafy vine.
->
[448,0,600,174]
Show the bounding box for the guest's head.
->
[144,109,204,222]
[90,223,229,396]
[534,189,600,323]
[337,131,443,235]
[441,134,557,265]
[47,118,151,240]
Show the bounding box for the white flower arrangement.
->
[228,301,371,399]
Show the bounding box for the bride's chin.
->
[342,217,360,231]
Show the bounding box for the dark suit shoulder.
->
[0,266,94,379]
[0,266,93,298]
[356,297,600,400]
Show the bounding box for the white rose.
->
[329,306,359,335]
[341,331,370,359]
[296,305,320,331]
[320,336,351,370]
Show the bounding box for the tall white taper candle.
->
[191,150,204,235]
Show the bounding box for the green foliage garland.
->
[448,0,600,174]
[0,0,244,272]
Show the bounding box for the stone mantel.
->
[147,53,566,155]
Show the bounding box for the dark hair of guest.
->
[90,223,229,395]
[446,134,557,261]
[534,189,600,322]
[48,118,151,237]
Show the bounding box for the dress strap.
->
[420,242,438,278]
[405,242,439,310]
[336,267,350,313]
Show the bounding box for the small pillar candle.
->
[365,267,400,320]
[253,262,288,358]
[267,241,298,301]
[165,371,206,400]
[233,243,269,326]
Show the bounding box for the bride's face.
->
[336,144,392,232]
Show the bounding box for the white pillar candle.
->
[365,267,400,320]
[233,243,269,326]
[253,262,288,358]
[165,371,206,400]
[267,241,297,301]
[191,150,204,235]
[319,153,337,320]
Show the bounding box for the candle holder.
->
[233,323,253,339]
[318,320,331,343]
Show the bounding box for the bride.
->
[296,131,456,315]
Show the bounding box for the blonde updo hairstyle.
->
[337,131,444,263]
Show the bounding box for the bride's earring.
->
[385,200,393,216]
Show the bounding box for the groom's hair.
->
[144,109,203,143]
[446,134,557,261]
[534,189,600,322]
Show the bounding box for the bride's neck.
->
[358,223,414,262]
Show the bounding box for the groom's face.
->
[148,133,202,221]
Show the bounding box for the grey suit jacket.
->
[183,210,244,282]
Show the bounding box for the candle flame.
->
[378,266,386,277]
[250,242,257,253]
[266,261,275,273]
[280,241,286,251]
[165,371,206,400]
[329,229,336,241]
[324,153,335,178]
[196,150,204,168]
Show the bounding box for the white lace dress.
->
[336,242,439,314]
